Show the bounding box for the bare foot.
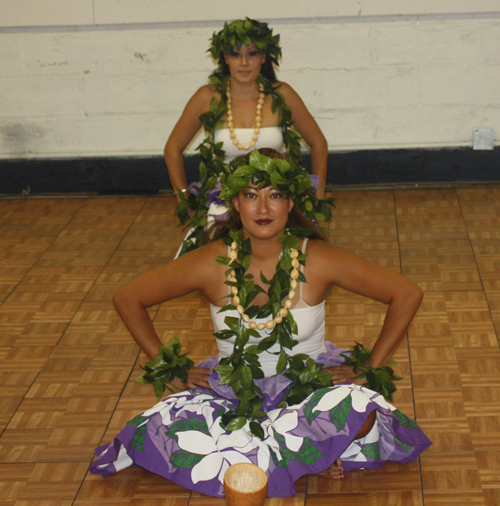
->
[317,458,344,480]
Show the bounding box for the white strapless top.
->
[214,127,284,163]
[211,303,326,377]
[209,238,327,376]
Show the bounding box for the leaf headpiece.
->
[219,149,335,223]
[208,18,281,67]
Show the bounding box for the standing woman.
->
[164,18,328,254]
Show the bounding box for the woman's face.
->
[224,43,266,84]
[232,185,293,241]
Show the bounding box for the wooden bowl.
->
[224,463,268,506]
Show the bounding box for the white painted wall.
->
[0,1,499,158]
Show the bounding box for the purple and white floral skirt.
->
[90,348,432,497]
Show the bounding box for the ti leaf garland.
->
[208,18,282,66]
[213,228,338,431]
[341,342,401,402]
[136,336,194,399]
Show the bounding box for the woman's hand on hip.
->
[170,367,212,391]
[325,365,366,386]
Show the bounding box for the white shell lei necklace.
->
[228,240,300,330]
[226,79,265,150]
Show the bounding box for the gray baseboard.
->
[1,147,498,196]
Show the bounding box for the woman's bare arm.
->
[113,245,219,359]
[113,245,224,390]
[311,241,423,382]
[164,86,215,201]
[279,83,328,198]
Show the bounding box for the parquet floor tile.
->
[14,502,74,506]
[1,189,500,503]
[421,453,482,492]
[302,491,423,505]
[74,500,188,506]
[423,489,487,505]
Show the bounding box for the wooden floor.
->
[1,188,500,505]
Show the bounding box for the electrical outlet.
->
[473,128,495,150]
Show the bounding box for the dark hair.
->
[204,148,329,244]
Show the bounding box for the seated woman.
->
[90,149,431,498]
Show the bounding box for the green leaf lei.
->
[341,342,402,402]
[136,337,194,399]
[211,150,337,430]
[208,18,282,67]
[219,150,333,215]
[214,227,336,434]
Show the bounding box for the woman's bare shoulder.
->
[177,238,226,265]
[271,81,295,95]
[305,239,355,270]
[306,238,339,255]
[176,239,227,280]
[201,239,228,260]
[185,84,221,111]
[197,83,221,100]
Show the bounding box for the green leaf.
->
[224,316,241,334]
[286,311,298,335]
[165,418,210,441]
[303,388,329,425]
[285,383,314,405]
[214,329,235,340]
[360,442,381,460]
[244,344,259,355]
[249,421,265,440]
[214,364,234,374]
[292,353,309,361]
[395,436,415,454]
[135,375,149,385]
[393,409,419,430]
[260,271,271,285]
[170,450,205,468]
[240,365,253,388]
[279,256,292,271]
[257,334,278,352]
[271,430,324,466]
[276,352,287,374]
[341,343,400,400]
[298,359,317,384]
[217,303,237,313]
[249,366,265,379]
[289,355,305,371]
[315,369,333,387]
[226,416,247,431]
[329,394,353,431]
[136,337,193,399]
[239,326,250,347]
